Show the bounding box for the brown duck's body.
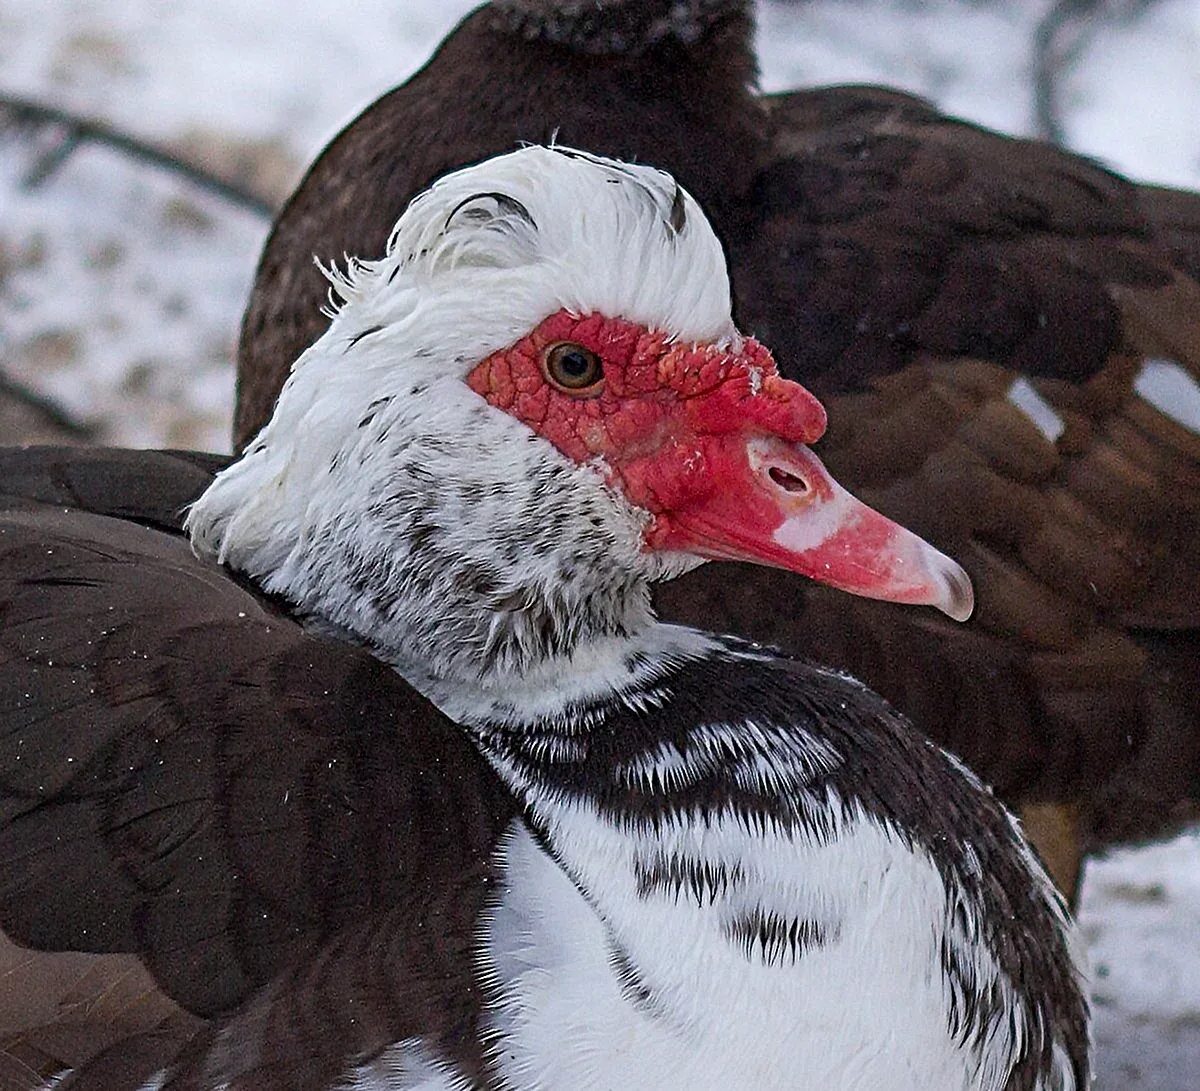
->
[236,1,1200,871]
[0,448,518,1089]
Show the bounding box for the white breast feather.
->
[479,794,1058,1091]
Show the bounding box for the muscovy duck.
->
[235,0,1200,892]
[2,146,1085,1089]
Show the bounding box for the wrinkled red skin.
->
[466,310,827,547]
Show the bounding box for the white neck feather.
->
[189,370,703,691]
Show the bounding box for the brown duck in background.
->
[236,0,1200,895]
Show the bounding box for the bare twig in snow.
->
[0,93,277,219]
[1033,0,1165,147]
[0,371,95,441]
[1034,1,1101,145]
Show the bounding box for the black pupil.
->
[548,344,601,389]
[560,350,592,379]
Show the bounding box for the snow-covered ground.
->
[1,1,1198,1086]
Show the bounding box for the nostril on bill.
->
[768,466,809,494]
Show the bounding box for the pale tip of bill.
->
[931,552,975,622]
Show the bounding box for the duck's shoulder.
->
[0,445,517,1087]
[481,632,984,834]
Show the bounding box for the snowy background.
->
[1,0,1198,1085]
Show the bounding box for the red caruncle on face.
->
[464,308,973,621]
[465,309,828,527]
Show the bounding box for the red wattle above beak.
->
[643,434,974,623]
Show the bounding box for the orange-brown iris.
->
[541,342,605,395]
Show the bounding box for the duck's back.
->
[0,447,516,1090]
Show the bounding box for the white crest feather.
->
[300,144,734,362]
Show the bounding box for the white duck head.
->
[188,146,971,691]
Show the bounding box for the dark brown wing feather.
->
[0,448,515,1088]
[736,86,1168,391]
[0,932,201,1091]
[232,8,1200,850]
[1140,182,1200,282]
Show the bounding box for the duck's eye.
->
[542,342,605,394]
